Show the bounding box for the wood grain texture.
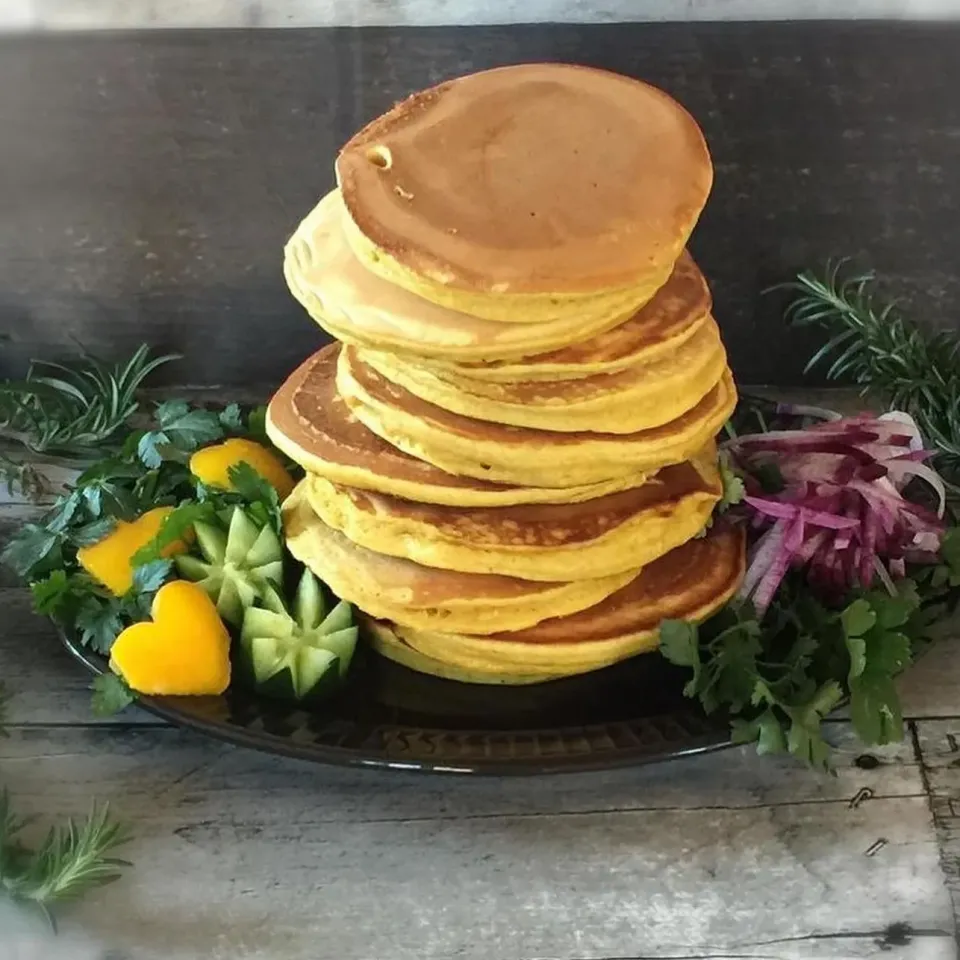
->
[0,724,954,960]
[1,23,959,387]
[14,0,960,30]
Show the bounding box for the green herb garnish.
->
[781,260,960,480]
[660,574,944,772]
[91,674,136,717]
[0,345,178,459]
[0,792,132,928]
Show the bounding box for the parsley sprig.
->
[2,394,272,674]
[660,379,960,771]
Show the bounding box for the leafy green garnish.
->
[660,575,941,772]
[0,345,178,458]
[0,792,131,927]
[91,674,136,717]
[135,400,225,468]
[227,461,283,533]
[717,450,746,512]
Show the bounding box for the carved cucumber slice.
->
[174,506,284,626]
[238,569,358,701]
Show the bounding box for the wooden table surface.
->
[2,396,960,960]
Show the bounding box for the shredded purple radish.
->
[724,411,946,616]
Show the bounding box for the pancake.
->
[304,450,721,581]
[337,345,738,487]
[283,484,638,634]
[364,619,568,685]
[266,345,653,507]
[356,315,727,434]
[283,191,643,362]
[383,525,745,678]
[419,251,713,382]
[336,64,712,323]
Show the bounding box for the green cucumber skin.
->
[252,659,343,706]
[239,634,343,704]
[225,508,260,564]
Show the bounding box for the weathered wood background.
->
[2,21,960,388]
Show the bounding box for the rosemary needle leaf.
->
[1,798,132,910]
[0,346,179,459]
[782,261,960,477]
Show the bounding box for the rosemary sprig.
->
[780,260,960,477]
[0,793,131,928]
[0,344,179,459]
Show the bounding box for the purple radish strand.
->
[723,411,947,616]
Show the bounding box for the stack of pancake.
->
[266,64,746,685]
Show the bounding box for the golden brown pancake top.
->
[336,64,713,294]
[486,525,744,644]
[330,457,718,548]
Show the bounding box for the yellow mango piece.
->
[190,438,295,500]
[109,580,231,696]
[77,506,190,597]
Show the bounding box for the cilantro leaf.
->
[129,559,172,596]
[69,517,117,547]
[154,402,224,451]
[841,598,876,638]
[136,401,225,468]
[658,620,703,697]
[1,524,61,577]
[30,570,76,617]
[91,674,136,717]
[74,597,125,655]
[732,708,788,756]
[246,405,269,444]
[717,451,746,511]
[227,461,282,532]
[137,430,169,469]
[850,671,903,745]
[219,403,244,432]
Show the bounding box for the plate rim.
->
[59,629,734,776]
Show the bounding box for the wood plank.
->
[18,0,960,31]
[0,725,953,960]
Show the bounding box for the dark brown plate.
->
[60,631,731,775]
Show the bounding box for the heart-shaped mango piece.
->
[190,438,295,500]
[110,580,232,696]
[77,506,191,597]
